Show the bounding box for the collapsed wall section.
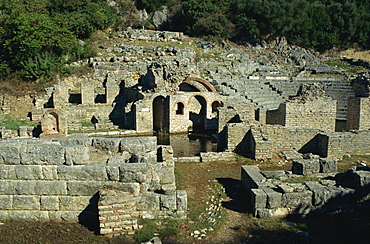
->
[0,136,187,229]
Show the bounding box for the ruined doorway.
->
[153,96,169,132]
[189,95,207,131]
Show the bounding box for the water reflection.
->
[156,133,218,157]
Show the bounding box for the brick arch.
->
[181,77,217,92]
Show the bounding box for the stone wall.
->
[267,98,337,131]
[0,136,187,224]
[241,164,369,218]
[225,124,323,159]
[347,97,370,130]
[318,131,370,158]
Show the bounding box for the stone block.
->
[119,163,147,183]
[160,194,177,211]
[120,137,157,154]
[0,180,16,195]
[59,196,93,211]
[151,162,175,184]
[241,165,266,190]
[65,146,90,165]
[92,138,122,153]
[176,190,187,211]
[15,180,36,195]
[58,165,108,181]
[58,135,93,147]
[261,170,286,179]
[262,187,282,209]
[256,208,289,218]
[281,191,313,208]
[292,159,320,175]
[319,158,337,173]
[106,165,120,181]
[35,181,67,195]
[0,195,12,210]
[0,210,9,221]
[13,196,40,210]
[0,145,21,165]
[15,165,43,180]
[10,211,49,221]
[67,181,140,196]
[20,144,65,165]
[42,165,58,180]
[251,189,267,212]
[40,196,59,211]
[162,184,176,195]
[0,165,16,179]
[136,192,160,211]
[48,211,81,222]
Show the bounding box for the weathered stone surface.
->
[15,180,36,195]
[0,180,16,195]
[257,208,289,218]
[119,163,147,183]
[262,187,282,209]
[281,191,312,208]
[35,181,67,195]
[0,165,16,179]
[136,192,160,211]
[0,195,12,210]
[261,170,286,179]
[65,146,90,165]
[92,138,122,153]
[160,194,177,210]
[40,196,59,211]
[0,145,21,165]
[241,165,266,190]
[292,159,320,175]
[48,211,81,222]
[13,196,40,210]
[120,137,157,154]
[106,165,120,181]
[59,135,93,147]
[319,158,337,173]
[15,165,43,180]
[58,165,108,181]
[67,181,140,196]
[20,144,65,165]
[42,165,58,180]
[251,188,267,211]
[8,211,49,221]
[176,190,187,211]
[59,196,93,211]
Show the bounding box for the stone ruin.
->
[242,156,370,218]
[0,29,370,225]
[0,136,186,236]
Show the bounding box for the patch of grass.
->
[283,176,321,184]
[174,167,185,190]
[134,218,181,243]
[81,121,95,127]
[0,117,39,130]
[134,219,156,243]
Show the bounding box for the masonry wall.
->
[226,124,323,159]
[0,136,187,223]
[347,97,370,131]
[319,131,370,158]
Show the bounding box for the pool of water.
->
[156,132,218,157]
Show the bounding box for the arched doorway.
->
[189,95,207,131]
[153,96,169,132]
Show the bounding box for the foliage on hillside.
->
[0,0,369,82]
[0,0,115,80]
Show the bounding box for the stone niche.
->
[39,109,67,138]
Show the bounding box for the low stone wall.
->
[241,163,370,218]
[0,136,187,227]
[319,131,370,158]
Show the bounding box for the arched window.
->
[176,102,184,115]
[212,101,221,113]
